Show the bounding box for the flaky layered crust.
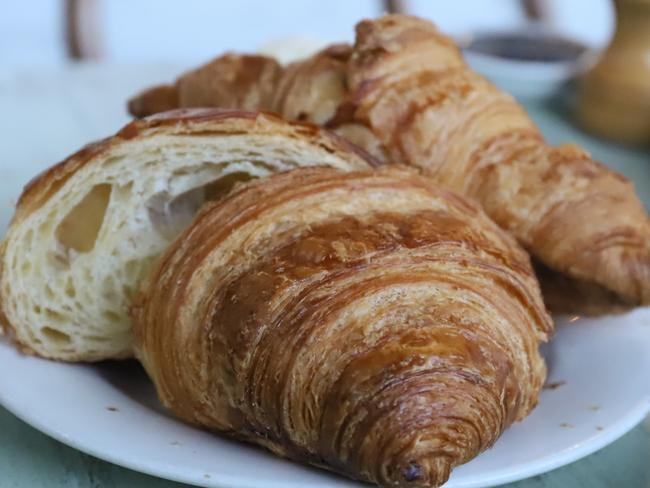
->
[129,55,282,118]
[129,15,650,314]
[345,16,650,313]
[13,108,375,223]
[0,109,374,360]
[133,167,553,487]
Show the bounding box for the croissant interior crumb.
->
[41,326,72,344]
[147,170,253,240]
[55,183,112,254]
[1,112,372,360]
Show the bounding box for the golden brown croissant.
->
[133,166,553,488]
[0,109,373,361]
[129,15,650,314]
[128,54,282,118]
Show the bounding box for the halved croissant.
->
[0,109,373,361]
[133,166,553,488]
[129,15,650,314]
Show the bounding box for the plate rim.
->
[1,334,649,488]
[0,307,650,488]
[452,398,650,487]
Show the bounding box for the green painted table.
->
[1,407,648,488]
[0,67,648,488]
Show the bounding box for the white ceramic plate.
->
[1,310,649,488]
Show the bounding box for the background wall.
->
[1,0,614,72]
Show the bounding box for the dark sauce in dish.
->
[467,33,587,62]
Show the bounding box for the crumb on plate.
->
[543,380,566,390]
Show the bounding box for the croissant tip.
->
[402,462,423,482]
[592,243,650,307]
[385,455,451,487]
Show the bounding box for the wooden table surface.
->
[0,64,649,488]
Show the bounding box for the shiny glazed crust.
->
[129,15,650,314]
[133,166,553,488]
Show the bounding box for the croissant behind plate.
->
[133,167,553,488]
[129,15,650,314]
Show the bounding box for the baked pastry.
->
[133,166,553,488]
[128,55,282,118]
[0,109,373,361]
[129,15,650,314]
[345,16,650,314]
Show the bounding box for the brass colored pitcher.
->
[578,0,650,145]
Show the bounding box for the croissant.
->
[129,15,650,314]
[133,166,553,488]
[127,54,282,117]
[0,109,373,361]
